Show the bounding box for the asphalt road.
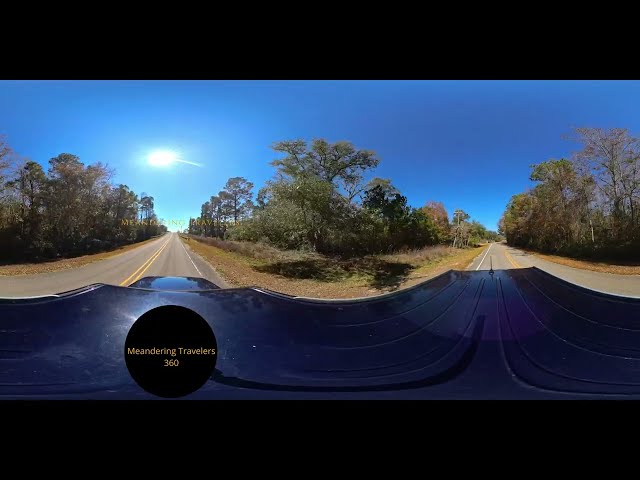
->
[2,235,638,299]
[0,232,228,297]
[468,241,640,298]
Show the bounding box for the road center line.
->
[128,241,171,285]
[119,236,171,286]
[505,249,521,268]
[179,236,203,276]
[475,243,493,271]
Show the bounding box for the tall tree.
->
[200,201,212,236]
[0,141,165,260]
[209,195,224,236]
[0,135,13,189]
[271,138,380,202]
[139,193,154,222]
[204,138,493,256]
[109,184,139,243]
[572,127,639,241]
[221,177,254,224]
[422,201,450,244]
[5,160,47,240]
[46,153,88,251]
[501,128,640,257]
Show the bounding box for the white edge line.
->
[178,234,203,276]
[475,243,492,271]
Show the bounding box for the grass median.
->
[181,234,485,299]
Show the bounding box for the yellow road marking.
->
[127,243,169,285]
[119,237,171,286]
[504,249,521,268]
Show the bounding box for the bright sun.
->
[148,150,177,167]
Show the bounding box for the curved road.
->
[0,232,228,297]
[468,241,640,298]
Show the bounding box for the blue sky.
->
[1,80,639,232]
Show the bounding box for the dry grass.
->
[184,235,485,299]
[382,245,458,265]
[184,235,303,262]
[521,248,640,275]
[0,235,164,276]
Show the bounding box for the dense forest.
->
[500,127,640,260]
[188,139,501,256]
[0,136,167,262]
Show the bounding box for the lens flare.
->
[148,150,177,167]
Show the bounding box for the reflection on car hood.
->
[128,276,220,291]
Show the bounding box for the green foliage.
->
[189,176,255,238]
[0,144,166,261]
[211,138,493,257]
[223,177,254,224]
[271,138,380,202]
[501,128,640,258]
[421,201,451,244]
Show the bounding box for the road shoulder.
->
[178,236,230,288]
[507,245,640,298]
[516,247,640,275]
[466,243,492,270]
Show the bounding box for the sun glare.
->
[148,150,177,167]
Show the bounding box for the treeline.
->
[188,177,254,239]
[500,127,640,259]
[189,138,501,256]
[0,136,167,262]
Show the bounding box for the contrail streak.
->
[175,159,203,167]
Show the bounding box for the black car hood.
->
[1,268,640,399]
